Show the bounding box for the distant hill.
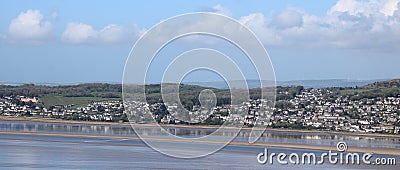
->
[0,81,121,87]
[277,79,388,88]
[184,80,273,89]
[2,79,399,109]
[186,79,388,89]
[361,79,400,89]
[2,79,390,89]
[326,79,400,100]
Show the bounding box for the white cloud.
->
[238,0,400,50]
[61,23,96,44]
[97,24,133,43]
[380,0,400,15]
[239,13,283,45]
[328,0,373,16]
[329,0,400,16]
[270,7,304,29]
[212,4,232,17]
[61,22,142,44]
[8,9,54,43]
[202,4,232,17]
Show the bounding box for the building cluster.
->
[126,99,273,126]
[1,88,400,134]
[0,96,42,116]
[127,89,400,134]
[271,89,400,134]
[0,96,124,122]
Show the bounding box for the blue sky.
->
[1,0,400,84]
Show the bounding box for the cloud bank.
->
[61,22,142,45]
[3,0,400,50]
[7,10,54,44]
[239,0,400,50]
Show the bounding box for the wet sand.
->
[3,133,395,170]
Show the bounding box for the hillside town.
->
[0,96,126,122]
[1,87,400,134]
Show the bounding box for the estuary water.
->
[1,120,399,148]
[0,120,399,169]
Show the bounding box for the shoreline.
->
[0,131,399,156]
[1,116,399,139]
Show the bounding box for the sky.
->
[1,0,400,84]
